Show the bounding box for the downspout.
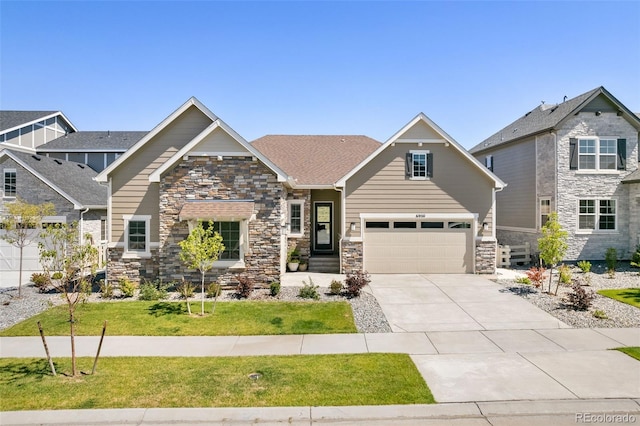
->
[79,207,89,245]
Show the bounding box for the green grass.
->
[0,354,434,410]
[0,301,357,336]
[616,347,640,361]
[597,288,640,309]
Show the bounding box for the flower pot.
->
[299,263,308,272]
[288,262,299,272]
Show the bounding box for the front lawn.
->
[616,347,640,361]
[0,354,434,410]
[0,301,357,336]
[597,288,640,309]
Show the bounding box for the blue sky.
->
[1,1,639,149]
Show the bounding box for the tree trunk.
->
[201,272,205,316]
[18,245,23,298]
[547,266,554,294]
[70,309,77,376]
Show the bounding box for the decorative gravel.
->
[0,284,392,334]
[496,262,640,328]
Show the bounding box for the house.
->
[470,86,640,261]
[96,97,504,286]
[0,111,77,153]
[0,149,108,287]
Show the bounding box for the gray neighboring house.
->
[470,86,640,261]
[0,111,77,153]
[0,149,107,288]
[37,131,147,172]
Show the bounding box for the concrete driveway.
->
[367,274,568,332]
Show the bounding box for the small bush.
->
[607,268,616,279]
[138,279,169,301]
[119,278,136,298]
[566,281,594,310]
[592,309,608,319]
[236,276,253,298]
[269,281,281,297]
[605,247,617,272]
[345,271,371,297]
[329,279,343,295]
[206,282,222,298]
[577,260,592,273]
[515,276,531,285]
[99,280,114,299]
[558,264,572,285]
[51,271,63,280]
[176,281,195,299]
[631,245,640,269]
[298,277,319,300]
[31,273,51,293]
[525,266,546,288]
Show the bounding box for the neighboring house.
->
[37,131,147,172]
[0,111,77,153]
[96,97,504,286]
[0,149,107,287]
[470,86,640,261]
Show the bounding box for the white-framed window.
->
[485,155,493,172]
[3,169,16,197]
[287,200,305,237]
[578,137,617,170]
[187,219,247,266]
[578,199,616,231]
[540,198,551,228]
[411,151,427,179]
[123,215,151,257]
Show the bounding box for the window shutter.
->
[427,153,434,178]
[569,138,578,170]
[405,152,412,177]
[617,138,627,170]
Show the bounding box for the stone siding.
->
[340,240,363,274]
[475,239,497,274]
[286,188,311,261]
[107,247,158,284]
[628,183,640,252]
[159,157,284,287]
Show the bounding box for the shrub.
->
[269,281,281,297]
[51,271,63,280]
[119,278,136,298]
[558,264,572,285]
[515,276,531,285]
[31,273,51,293]
[577,260,592,273]
[298,277,319,300]
[329,279,343,295]
[206,282,222,298]
[566,281,594,310]
[345,271,371,297]
[605,247,617,272]
[236,276,253,298]
[525,266,546,289]
[176,281,195,299]
[99,280,114,299]
[631,245,640,269]
[593,309,608,319]
[138,279,169,301]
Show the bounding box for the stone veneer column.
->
[475,239,497,274]
[341,240,363,274]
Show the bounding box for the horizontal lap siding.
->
[110,106,213,242]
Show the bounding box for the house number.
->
[415,214,426,218]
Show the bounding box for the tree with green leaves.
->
[0,198,55,297]
[537,212,568,295]
[39,222,99,376]
[179,220,224,315]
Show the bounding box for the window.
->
[124,215,151,256]
[448,222,471,229]
[287,200,304,236]
[421,221,444,229]
[407,150,432,180]
[576,137,618,170]
[578,199,616,231]
[540,199,551,227]
[203,221,240,260]
[485,155,493,172]
[100,217,107,241]
[4,169,16,197]
[394,221,416,229]
[365,221,389,229]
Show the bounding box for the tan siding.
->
[110,106,213,242]
[196,128,249,153]
[399,120,442,139]
[346,142,494,238]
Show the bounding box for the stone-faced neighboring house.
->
[470,86,640,260]
[0,111,77,153]
[0,149,107,287]
[96,98,504,286]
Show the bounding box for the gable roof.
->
[0,149,107,208]
[470,86,640,154]
[96,97,218,182]
[621,168,640,184]
[0,110,77,134]
[37,131,147,152]
[251,135,381,186]
[337,113,506,189]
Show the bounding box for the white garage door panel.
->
[0,233,43,288]
[364,229,473,274]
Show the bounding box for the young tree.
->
[537,212,568,295]
[179,220,224,315]
[39,222,98,376]
[0,198,55,297]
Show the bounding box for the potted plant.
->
[299,258,308,272]
[287,248,300,272]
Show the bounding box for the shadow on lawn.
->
[148,302,186,317]
[2,359,54,381]
[616,289,640,305]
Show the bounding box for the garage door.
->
[363,220,474,273]
[0,234,43,288]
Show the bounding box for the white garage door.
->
[0,235,43,288]
[363,220,474,274]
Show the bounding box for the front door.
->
[314,202,333,252]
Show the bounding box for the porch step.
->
[308,256,340,273]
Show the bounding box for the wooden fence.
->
[497,242,531,267]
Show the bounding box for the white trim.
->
[539,197,551,230]
[0,112,78,137]
[576,136,619,172]
[394,138,447,144]
[186,219,247,263]
[184,151,251,158]
[360,212,476,220]
[409,149,430,180]
[576,197,618,233]
[313,201,334,252]
[496,225,538,234]
[123,214,151,257]
[286,199,305,237]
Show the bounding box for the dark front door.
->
[314,202,333,252]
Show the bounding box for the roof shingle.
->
[0,111,59,132]
[37,131,147,151]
